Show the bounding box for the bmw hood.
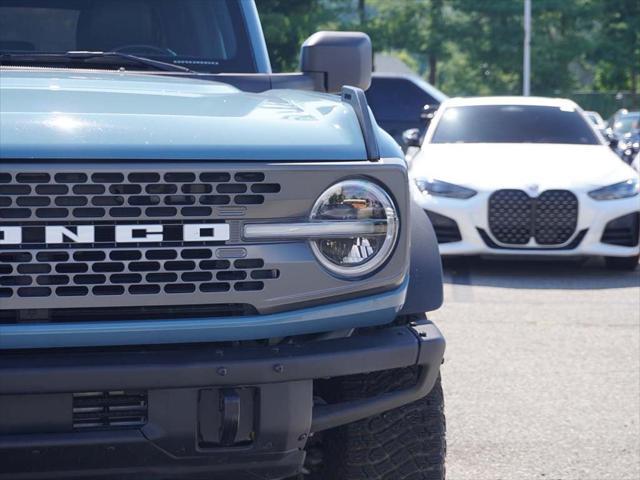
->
[412,143,637,192]
[0,68,367,160]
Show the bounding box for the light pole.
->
[523,0,531,96]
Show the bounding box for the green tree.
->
[363,0,450,86]
[589,0,639,104]
[257,0,348,72]
[257,0,638,108]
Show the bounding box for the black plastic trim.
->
[424,210,462,244]
[0,323,444,479]
[478,228,588,251]
[311,321,444,432]
[400,201,444,315]
[341,86,380,161]
[0,324,440,395]
[601,212,640,247]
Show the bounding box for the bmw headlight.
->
[309,180,399,278]
[588,178,639,200]
[415,178,477,199]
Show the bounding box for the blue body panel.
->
[0,279,407,349]
[0,67,409,349]
[0,69,367,160]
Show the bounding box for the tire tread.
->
[312,368,446,480]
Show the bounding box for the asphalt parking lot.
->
[434,257,640,480]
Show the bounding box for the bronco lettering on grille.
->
[0,224,230,245]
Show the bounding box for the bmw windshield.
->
[0,0,255,73]
[431,104,601,145]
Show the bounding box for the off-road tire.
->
[604,254,639,271]
[310,367,446,480]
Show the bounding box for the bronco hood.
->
[0,69,367,160]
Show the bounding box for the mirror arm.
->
[341,86,380,162]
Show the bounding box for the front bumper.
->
[0,279,408,350]
[417,189,640,257]
[0,321,445,480]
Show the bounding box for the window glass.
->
[612,113,640,136]
[0,0,255,73]
[366,77,437,121]
[431,105,600,145]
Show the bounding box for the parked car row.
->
[603,109,640,164]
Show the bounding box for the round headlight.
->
[309,180,399,278]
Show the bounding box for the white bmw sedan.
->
[410,97,640,270]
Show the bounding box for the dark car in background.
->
[609,109,640,138]
[608,109,640,164]
[366,73,447,146]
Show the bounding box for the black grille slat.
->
[18,196,50,206]
[92,173,124,183]
[55,172,87,183]
[488,189,578,246]
[55,196,87,206]
[93,285,125,296]
[73,391,148,431]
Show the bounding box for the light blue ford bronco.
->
[0,1,446,479]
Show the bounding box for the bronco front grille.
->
[0,166,286,313]
[488,189,578,246]
[0,170,280,221]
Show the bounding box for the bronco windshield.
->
[431,104,601,145]
[0,0,255,73]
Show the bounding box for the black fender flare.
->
[400,199,443,315]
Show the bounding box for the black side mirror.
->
[420,103,438,129]
[605,130,619,149]
[420,104,438,120]
[402,128,422,148]
[300,31,372,93]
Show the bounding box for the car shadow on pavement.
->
[442,256,640,290]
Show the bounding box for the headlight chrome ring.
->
[309,179,399,278]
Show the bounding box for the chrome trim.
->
[243,220,388,240]
[309,180,399,278]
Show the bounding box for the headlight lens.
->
[415,178,477,199]
[310,180,399,278]
[588,178,639,200]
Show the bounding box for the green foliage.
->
[589,0,639,94]
[257,0,345,72]
[257,0,639,106]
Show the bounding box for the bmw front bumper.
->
[415,189,640,258]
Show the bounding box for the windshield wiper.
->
[0,51,194,73]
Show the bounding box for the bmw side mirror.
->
[300,31,372,94]
[402,128,422,148]
[605,130,619,149]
